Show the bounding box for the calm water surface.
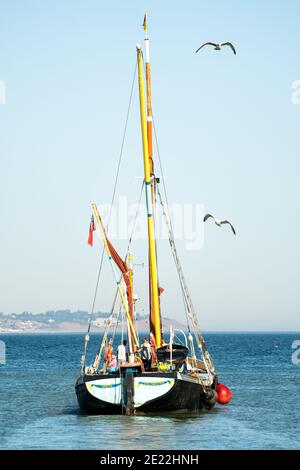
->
[0,333,299,450]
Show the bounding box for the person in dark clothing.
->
[139,337,152,370]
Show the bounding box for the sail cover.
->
[106,239,133,328]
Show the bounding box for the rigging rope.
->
[152,116,191,327]
[89,182,145,372]
[156,182,214,374]
[80,60,138,373]
[92,287,119,371]
[126,182,145,253]
[153,117,215,375]
[152,118,190,326]
[112,303,123,344]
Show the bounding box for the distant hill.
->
[1,310,116,324]
[0,310,186,333]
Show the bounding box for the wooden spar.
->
[127,252,134,356]
[136,46,162,348]
[144,14,153,171]
[91,203,139,348]
[143,16,163,344]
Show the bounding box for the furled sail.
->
[107,240,132,316]
[105,238,134,350]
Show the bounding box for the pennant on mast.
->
[142,13,147,32]
[87,215,95,246]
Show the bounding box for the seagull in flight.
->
[195,42,236,55]
[204,213,236,235]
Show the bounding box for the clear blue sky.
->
[0,0,299,330]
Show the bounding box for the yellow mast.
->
[143,14,153,172]
[136,46,162,347]
[143,14,163,342]
[127,252,135,355]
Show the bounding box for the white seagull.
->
[204,213,236,235]
[195,42,236,55]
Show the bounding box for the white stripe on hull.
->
[86,378,122,405]
[134,376,175,407]
[85,376,175,408]
[84,373,210,409]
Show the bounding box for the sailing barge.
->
[75,17,232,415]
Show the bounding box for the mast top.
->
[143,13,147,33]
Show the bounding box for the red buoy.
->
[216,383,232,405]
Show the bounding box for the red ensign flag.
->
[87,216,95,246]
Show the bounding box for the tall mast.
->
[143,14,163,344]
[136,45,162,347]
[144,14,153,172]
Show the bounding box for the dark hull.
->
[76,380,122,414]
[138,374,205,413]
[75,372,215,415]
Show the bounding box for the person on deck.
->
[182,357,192,373]
[117,339,127,365]
[104,341,113,370]
[108,354,118,373]
[139,337,152,370]
[149,332,157,363]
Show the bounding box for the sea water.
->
[0,333,299,450]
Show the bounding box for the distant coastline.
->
[0,310,186,334]
[0,310,298,334]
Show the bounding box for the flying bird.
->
[195,42,236,55]
[204,213,236,235]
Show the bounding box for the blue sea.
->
[0,333,299,450]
